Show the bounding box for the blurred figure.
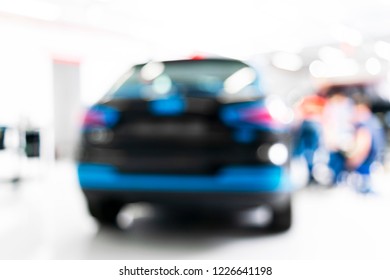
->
[322,88,355,152]
[319,88,386,193]
[320,88,355,185]
[293,95,326,182]
[345,91,386,193]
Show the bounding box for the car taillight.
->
[239,107,275,125]
[82,106,119,129]
[190,54,205,60]
[220,102,282,128]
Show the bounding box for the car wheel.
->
[269,199,292,232]
[87,199,123,226]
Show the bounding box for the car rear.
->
[77,58,293,231]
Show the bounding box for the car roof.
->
[134,57,250,67]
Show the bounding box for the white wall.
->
[0,15,157,129]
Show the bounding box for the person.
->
[293,95,326,180]
[321,88,355,185]
[344,91,386,193]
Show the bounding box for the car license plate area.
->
[128,120,208,138]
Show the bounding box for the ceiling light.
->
[375,41,390,61]
[309,59,359,78]
[365,58,382,75]
[272,52,303,71]
[318,46,345,63]
[330,24,362,46]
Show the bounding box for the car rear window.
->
[105,59,262,100]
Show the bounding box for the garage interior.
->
[1,0,390,259]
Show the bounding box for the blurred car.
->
[77,58,293,232]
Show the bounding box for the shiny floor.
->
[1,161,390,260]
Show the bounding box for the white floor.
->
[1,161,390,260]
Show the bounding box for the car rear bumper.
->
[82,189,291,210]
[77,163,291,193]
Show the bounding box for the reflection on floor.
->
[1,161,390,260]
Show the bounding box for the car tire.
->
[87,199,123,226]
[269,199,292,232]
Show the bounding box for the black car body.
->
[77,58,293,231]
